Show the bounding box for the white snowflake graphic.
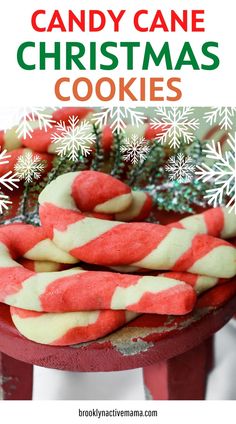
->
[14,151,46,183]
[196,133,236,212]
[150,107,199,149]
[204,107,236,131]
[2,107,56,139]
[92,107,146,134]
[120,135,150,165]
[0,149,19,214]
[165,153,196,183]
[51,116,96,161]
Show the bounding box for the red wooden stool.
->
[1,281,236,401]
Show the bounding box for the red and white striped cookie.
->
[10,308,137,346]
[158,271,223,295]
[0,148,53,177]
[39,175,236,279]
[0,223,77,264]
[115,191,152,222]
[40,170,132,214]
[169,207,236,239]
[18,258,69,273]
[0,108,94,152]
[1,267,196,315]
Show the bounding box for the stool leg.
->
[0,352,33,400]
[143,337,213,400]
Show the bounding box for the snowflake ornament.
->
[165,153,196,183]
[2,107,56,140]
[120,134,150,164]
[14,151,46,183]
[0,194,12,215]
[204,107,236,131]
[150,107,199,149]
[196,133,236,212]
[0,149,19,214]
[51,116,96,161]
[92,107,146,134]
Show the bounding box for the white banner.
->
[0,0,235,106]
[0,400,235,424]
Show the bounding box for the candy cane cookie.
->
[158,272,224,295]
[1,266,196,315]
[0,223,77,264]
[169,207,236,239]
[39,173,236,278]
[18,258,69,272]
[10,308,138,346]
[38,170,133,214]
[0,148,53,177]
[115,191,152,222]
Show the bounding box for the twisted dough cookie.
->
[10,308,137,346]
[0,223,77,263]
[2,266,196,315]
[39,172,236,278]
[0,107,160,154]
[0,223,196,315]
[169,207,236,239]
[10,279,236,346]
[0,148,53,177]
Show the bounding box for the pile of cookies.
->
[0,168,235,345]
[0,107,235,346]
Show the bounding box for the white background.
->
[0,0,235,106]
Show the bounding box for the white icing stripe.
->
[25,239,78,263]
[4,126,22,150]
[115,191,146,221]
[195,275,218,294]
[5,267,84,310]
[34,261,63,272]
[94,193,132,213]
[125,311,139,321]
[39,172,79,211]
[0,243,19,268]
[111,276,183,309]
[221,208,236,238]
[53,217,118,251]
[188,246,236,278]
[179,214,207,234]
[11,310,100,344]
[133,228,194,270]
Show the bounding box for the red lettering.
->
[134,10,148,32]
[48,10,67,32]
[150,11,168,32]
[108,10,126,32]
[192,10,205,32]
[31,10,46,32]
[89,11,106,32]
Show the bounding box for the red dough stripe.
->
[72,171,131,212]
[52,107,93,123]
[172,233,229,271]
[40,271,140,312]
[11,307,45,319]
[0,224,48,257]
[0,266,34,300]
[71,223,172,265]
[159,272,199,288]
[127,284,195,315]
[203,208,225,237]
[51,310,128,346]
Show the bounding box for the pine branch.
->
[91,124,104,171]
[110,131,125,178]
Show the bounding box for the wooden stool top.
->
[0,281,236,372]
